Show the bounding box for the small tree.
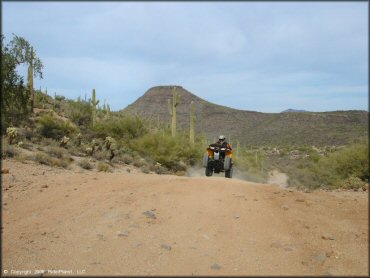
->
[9,34,43,113]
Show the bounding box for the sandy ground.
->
[2,159,368,276]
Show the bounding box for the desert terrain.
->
[2,159,368,276]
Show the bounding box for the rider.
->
[215,135,232,158]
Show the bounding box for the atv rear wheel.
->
[225,168,233,178]
[205,167,213,176]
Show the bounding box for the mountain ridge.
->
[121,86,368,146]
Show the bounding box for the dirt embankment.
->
[2,159,368,276]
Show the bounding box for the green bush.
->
[234,148,268,182]
[92,150,107,161]
[121,154,134,164]
[67,99,92,126]
[45,146,68,159]
[79,159,93,170]
[97,162,111,172]
[37,114,79,140]
[287,141,369,190]
[315,141,369,187]
[93,116,148,140]
[336,176,366,190]
[1,142,19,158]
[130,132,203,171]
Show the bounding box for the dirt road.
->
[2,159,368,276]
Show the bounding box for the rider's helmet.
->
[218,135,226,142]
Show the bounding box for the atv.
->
[203,143,233,178]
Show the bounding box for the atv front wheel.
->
[205,167,213,176]
[224,156,232,170]
[202,154,209,168]
[225,168,233,178]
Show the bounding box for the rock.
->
[234,215,240,219]
[161,244,172,251]
[270,242,283,248]
[1,169,10,174]
[281,205,289,210]
[117,231,129,237]
[202,234,210,240]
[253,199,258,201]
[283,246,295,251]
[295,199,305,202]
[41,232,47,236]
[126,168,131,173]
[325,251,334,257]
[211,263,222,270]
[313,252,327,263]
[322,234,336,240]
[41,185,48,188]
[143,211,156,219]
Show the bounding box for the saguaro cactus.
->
[28,47,34,113]
[236,140,240,158]
[189,101,195,144]
[91,89,99,127]
[107,104,111,118]
[167,87,179,137]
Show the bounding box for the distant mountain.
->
[121,86,368,146]
[281,109,310,113]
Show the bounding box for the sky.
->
[2,1,368,112]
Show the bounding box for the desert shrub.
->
[233,148,268,182]
[133,157,148,168]
[79,159,93,170]
[33,152,52,165]
[14,153,27,163]
[40,137,58,147]
[1,142,19,158]
[54,95,65,101]
[93,150,107,161]
[121,154,134,164]
[150,163,168,175]
[287,141,369,190]
[93,116,148,140]
[67,99,92,126]
[37,114,79,140]
[34,91,52,109]
[97,162,111,172]
[336,176,366,190]
[140,165,150,174]
[130,132,202,171]
[314,141,369,187]
[19,141,33,150]
[45,146,68,159]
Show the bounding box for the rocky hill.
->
[122,86,368,146]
